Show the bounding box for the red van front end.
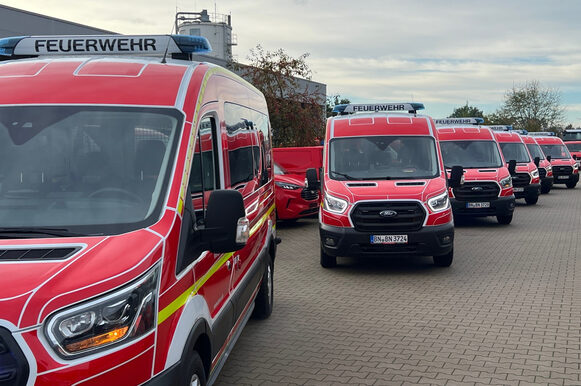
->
[437,126,516,224]
[535,136,579,189]
[522,135,554,194]
[319,103,454,268]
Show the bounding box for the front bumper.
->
[513,183,541,199]
[320,221,454,258]
[451,195,515,218]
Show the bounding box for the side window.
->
[190,116,220,217]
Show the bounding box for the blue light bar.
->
[0,36,26,56]
[527,131,556,136]
[333,103,425,115]
[0,34,212,58]
[434,117,484,125]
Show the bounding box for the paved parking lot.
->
[216,186,581,385]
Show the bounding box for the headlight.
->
[275,181,301,190]
[500,176,512,189]
[427,191,450,212]
[545,165,552,173]
[323,193,348,214]
[530,169,539,179]
[45,265,159,358]
[574,163,579,170]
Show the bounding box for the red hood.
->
[461,167,510,181]
[275,173,306,187]
[0,228,163,328]
[514,162,537,173]
[551,158,576,166]
[324,177,446,203]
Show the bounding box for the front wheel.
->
[540,184,551,194]
[253,260,274,319]
[566,180,577,189]
[320,246,337,268]
[525,193,539,205]
[433,249,453,267]
[182,351,206,386]
[497,214,513,225]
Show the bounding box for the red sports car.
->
[274,162,320,220]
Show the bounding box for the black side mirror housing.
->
[202,190,248,254]
[547,155,552,162]
[448,165,464,188]
[306,168,318,190]
[573,155,578,160]
[534,156,540,167]
[508,160,517,175]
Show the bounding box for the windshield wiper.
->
[0,227,89,238]
[331,171,356,180]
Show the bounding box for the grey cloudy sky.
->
[5,0,581,125]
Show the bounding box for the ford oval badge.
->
[379,210,398,218]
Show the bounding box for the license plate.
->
[558,175,569,179]
[370,235,408,244]
[513,187,524,192]
[466,202,490,208]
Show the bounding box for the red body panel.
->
[0,52,275,385]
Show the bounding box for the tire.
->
[566,180,577,189]
[320,246,337,268]
[525,193,539,205]
[496,214,513,225]
[253,260,274,319]
[433,249,453,267]
[540,184,551,194]
[182,350,206,386]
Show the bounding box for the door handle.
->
[226,260,232,271]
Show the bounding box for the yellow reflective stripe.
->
[157,203,274,325]
[158,252,233,325]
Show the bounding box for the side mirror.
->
[508,160,517,175]
[203,190,249,253]
[547,155,552,162]
[573,155,578,160]
[448,165,464,188]
[534,156,540,167]
[306,168,318,190]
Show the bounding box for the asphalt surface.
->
[216,185,581,385]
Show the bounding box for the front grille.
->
[350,201,426,232]
[512,173,531,187]
[453,182,500,201]
[0,328,29,386]
[300,188,319,201]
[539,168,547,179]
[553,165,573,176]
[0,248,79,261]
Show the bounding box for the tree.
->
[326,94,351,117]
[494,80,565,132]
[232,45,325,147]
[449,102,484,118]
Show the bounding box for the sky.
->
[4,0,581,126]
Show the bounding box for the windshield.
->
[0,105,182,236]
[329,136,439,180]
[440,141,503,168]
[499,142,531,163]
[540,144,571,159]
[566,143,581,152]
[526,143,545,160]
[563,132,581,141]
[274,162,285,175]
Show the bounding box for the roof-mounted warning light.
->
[332,103,425,116]
[486,125,515,131]
[0,34,212,60]
[527,131,556,136]
[434,117,484,126]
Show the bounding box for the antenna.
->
[161,21,176,64]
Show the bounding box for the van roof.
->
[328,113,435,138]
[534,136,565,145]
[436,126,495,141]
[0,56,205,106]
[492,130,523,143]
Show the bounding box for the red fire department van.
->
[521,135,554,194]
[0,34,277,386]
[435,121,516,224]
[534,136,579,188]
[493,131,541,204]
[317,103,455,268]
[564,141,581,167]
